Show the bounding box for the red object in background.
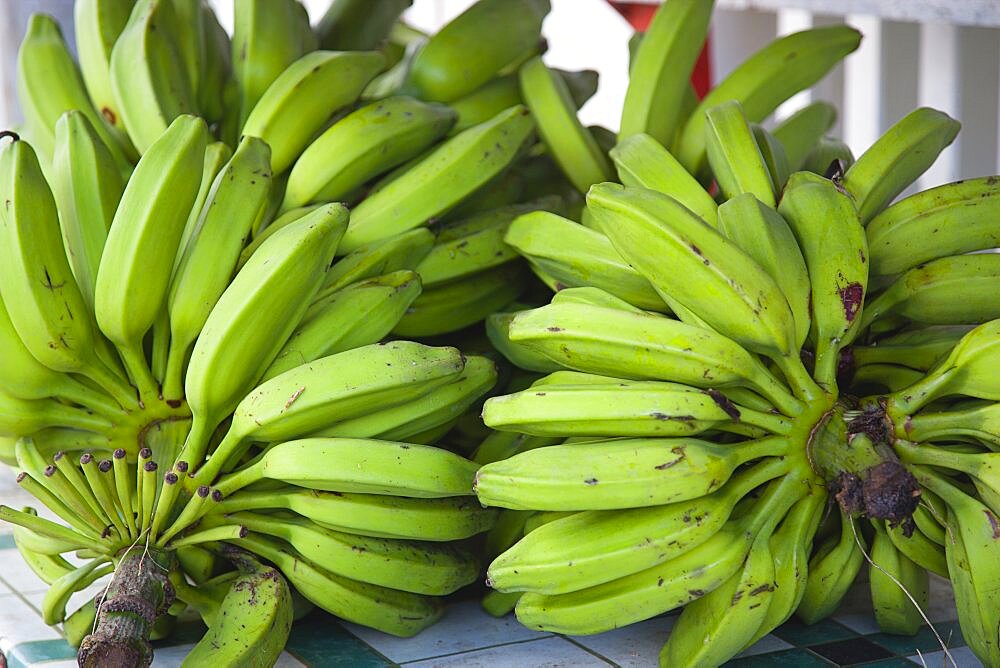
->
[608,1,712,98]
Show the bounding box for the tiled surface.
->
[0,467,984,667]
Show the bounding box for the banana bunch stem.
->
[77,545,174,668]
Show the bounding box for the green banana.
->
[898,402,1000,450]
[506,299,800,414]
[869,520,929,635]
[175,141,233,269]
[609,132,717,225]
[717,193,811,350]
[235,533,443,637]
[392,263,529,337]
[41,557,113,624]
[215,438,480,498]
[674,26,861,177]
[316,228,435,300]
[842,107,960,224]
[486,458,787,594]
[861,254,1000,329]
[0,296,115,414]
[17,12,128,166]
[317,355,498,443]
[198,342,466,480]
[316,0,412,51]
[913,468,1000,665]
[242,50,385,174]
[209,512,477,595]
[13,525,77,585]
[505,210,668,311]
[482,378,788,438]
[196,4,231,126]
[110,0,196,154]
[851,363,925,394]
[263,271,422,380]
[162,135,272,399]
[182,550,293,668]
[885,520,948,578]
[74,0,137,153]
[95,114,207,397]
[659,521,779,666]
[512,475,804,635]
[64,598,99,649]
[339,105,535,253]
[284,96,456,209]
[475,436,788,510]
[802,135,854,175]
[50,111,124,313]
[778,171,869,388]
[867,176,1000,278]
[888,320,1000,414]
[520,56,612,193]
[618,0,714,147]
[744,488,826,647]
[704,100,777,206]
[772,101,837,171]
[588,184,806,381]
[403,0,549,102]
[851,326,970,372]
[416,198,562,287]
[0,390,112,437]
[0,136,134,408]
[214,490,497,542]
[181,204,348,467]
[752,123,791,193]
[448,75,522,134]
[231,0,314,130]
[796,510,866,624]
[486,310,563,374]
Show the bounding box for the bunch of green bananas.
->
[0,0,604,665]
[473,2,1000,666]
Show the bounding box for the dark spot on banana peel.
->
[986,510,1000,539]
[750,584,774,596]
[166,399,182,408]
[546,326,563,332]
[584,478,598,485]
[706,389,741,421]
[651,412,695,422]
[824,158,846,182]
[283,387,306,410]
[655,452,685,470]
[838,282,864,322]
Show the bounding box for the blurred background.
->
[2,0,999,191]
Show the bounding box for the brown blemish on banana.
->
[284,387,306,410]
[986,509,1000,539]
[651,412,694,422]
[584,478,598,485]
[655,447,686,470]
[706,389,740,420]
[838,282,863,322]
